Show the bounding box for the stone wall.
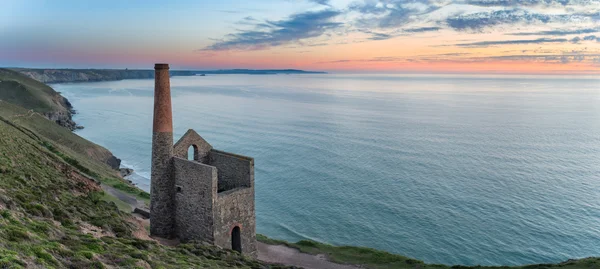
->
[173,129,212,163]
[214,187,257,258]
[209,150,253,192]
[150,132,175,238]
[173,157,218,242]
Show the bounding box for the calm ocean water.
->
[53,74,600,266]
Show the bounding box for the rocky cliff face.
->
[15,68,198,83]
[0,68,121,170]
[43,94,81,131]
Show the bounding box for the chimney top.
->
[155,63,169,70]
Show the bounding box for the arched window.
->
[231,226,242,253]
[187,145,198,161]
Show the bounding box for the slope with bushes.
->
[0,105,290,268]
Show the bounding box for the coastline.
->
[13,68,327,84]
[41,76,600,268]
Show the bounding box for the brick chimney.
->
[150,63,175,238]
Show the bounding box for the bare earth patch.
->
[128,216,154,242]
[258,242,361,269]
[79,222,115,238]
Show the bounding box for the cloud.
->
[201,10,342,51]
[359,29,396,40]
[350,0,445,28]
[510,28,599,36]
[349,0,598,34]
[583,35,597,40]
[582,35,600,41]
[317,52,600,65]
[309,0,331,6]
[463,0,587,6]
[404,26,442,32]
[206,0,600,52]
[456,37,568,46]
[369,32,394,40]
[570,36,581,43]
[446,9,588,31]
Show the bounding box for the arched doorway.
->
[231,226,242,253]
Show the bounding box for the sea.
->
[52,73,600,266]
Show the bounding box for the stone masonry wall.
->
[173,157,218,243]
[173,130,212,163]
[214,187,257,258]
[150,132,175,237]
[209,150,253,192]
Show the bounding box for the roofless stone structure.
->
[150,63,257,257]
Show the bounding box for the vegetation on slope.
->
[0,100,120,173]
[0,68,79,131]
[0,68,70,114]
[0,110,290,268]
[257,235,600,269]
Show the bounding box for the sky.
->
[1,0,600,74]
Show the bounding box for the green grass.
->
[0,113,289,268]
[0,68,120,171]
[0,68,66,114]
[0,100,119,179]
[257,235,600,269]
[100,192,133,212]
[101,177,150,203]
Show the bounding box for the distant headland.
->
[9,68,327,84]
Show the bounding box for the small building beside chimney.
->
[149,63,257,257]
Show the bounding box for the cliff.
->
[0,68,79,130]
[11,68,326,84]
[0,104,291,268]
[0,69,121,169]
[11,68,198,84]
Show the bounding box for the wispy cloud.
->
[570,36,581,43]
[464,0,592,6]
[482,52,600,64]
[583,35,600,41]
[201,10,342,51]
[404,26,442,32]
[317,52,600,65]
[509,28,600,36]
[446,9,590,31]
[456,37,568,47]
[205,0,600,53]
[309,0,331,6]
[369,32,394,40]
[350,0,445,29]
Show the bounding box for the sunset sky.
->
[1,0,599,74]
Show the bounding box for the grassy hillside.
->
[257,235,599,269]
[0,68,70,115]
[0,101,120,177]
[0,68,121,168]
[0,106,291,268]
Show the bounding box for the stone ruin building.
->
[149,63,257,257]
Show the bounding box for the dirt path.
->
[258,242,360,269]
[101,184,145,210]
